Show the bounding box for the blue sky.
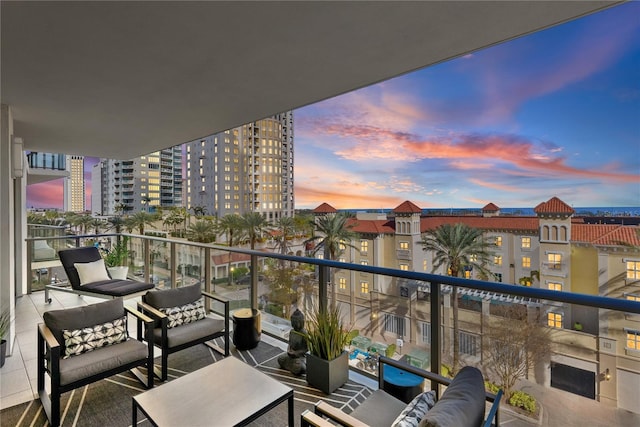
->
[293,2,640,209]
[28,2,640,211]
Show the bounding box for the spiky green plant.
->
[301,305,358,361]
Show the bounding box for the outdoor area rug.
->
[0,336,372,427]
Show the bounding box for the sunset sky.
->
[28,2,640,211]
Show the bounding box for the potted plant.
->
[300,304,358,394]
[0,307,10,368]
[103,236,130,280]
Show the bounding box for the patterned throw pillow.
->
[391,390,437,427]
[159,299,206,329]
[62,316,128,359]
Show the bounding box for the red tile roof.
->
[313,202,337,213]
[572,224,640,246]
[212,252,252,265]
[534,197,575,214]
[482,203,500,212]
[420,216,539,233]
[393,200,422,213]
[347,218,395,234]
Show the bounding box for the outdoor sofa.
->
[302,355,502,427]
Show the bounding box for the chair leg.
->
[162,349,168,381]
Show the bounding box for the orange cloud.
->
[295,185,435,210]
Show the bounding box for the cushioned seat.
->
[48,246,154,302]
[80,278,155,296]
[350,389,407,426]
[138,284,230,381]
[38,298,154,427]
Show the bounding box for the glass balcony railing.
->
[24,232,640,416]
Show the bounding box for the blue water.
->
[344,207,640,217]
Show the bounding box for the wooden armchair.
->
[37,298,154,427]
[46,246,154,303]
[137,284,230,381]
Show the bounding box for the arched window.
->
[551,225,558,241]
[560,226,567,241]
[541,225,549,241]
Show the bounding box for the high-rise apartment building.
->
[63,155,85,212]
[185,112,294,220]
[93,147,183,215]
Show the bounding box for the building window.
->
[423,259,428,271]
[522,256,531,268]
[399,242,409,250]
[626,329,640,351]
[360,281,369,294]
[383,314,405,337]
[495,273,503,282]
[459,331,479,356]
[548,282,562,291]
[399,264,409,271]
[547,253,562,269]
[548,312,563,328]
[338,277,347,290]
[522,237,531,249]
[494,255,502,266]
[360,240,368,254]
[626,293,640,302]
[339,241,346,250]
[420,322,431,344]
[494,236,502,247]
[338,257,345,263]
[627,260,640,280]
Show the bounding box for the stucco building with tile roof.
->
[309,196,640,411]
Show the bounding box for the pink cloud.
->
[27,181,64,209]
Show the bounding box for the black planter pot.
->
[306,351,349,394]
[0,339,7,368]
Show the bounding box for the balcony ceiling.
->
[1,1,621,160]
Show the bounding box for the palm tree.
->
[293,213,315,238]
[241,212,270,250]
[270,216,296,255]
[88,217,106,234]
[216,214,244,284]
[419,223,494,374]
[126,211,156,235]
[305,213,357,309]
[191,206,207,217]
[186,219,216,243]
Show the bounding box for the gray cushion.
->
[152,317,225,349]
[58,247,103,289]
[144,284,201,309]
[43,299,125,353]
[59,339,148,386]
[419,366,486,427]
[351,389,408,426]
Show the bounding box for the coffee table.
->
[132,356,294,426]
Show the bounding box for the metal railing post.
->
[204,247,212,313]
[430,281,441,390]
[143,239,150,283]
[250,254,258,310]
[170,242,177,288]
[319,265,328,313]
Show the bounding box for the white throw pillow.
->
[74,259,110,285]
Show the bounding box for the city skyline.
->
[27,2,640,211]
